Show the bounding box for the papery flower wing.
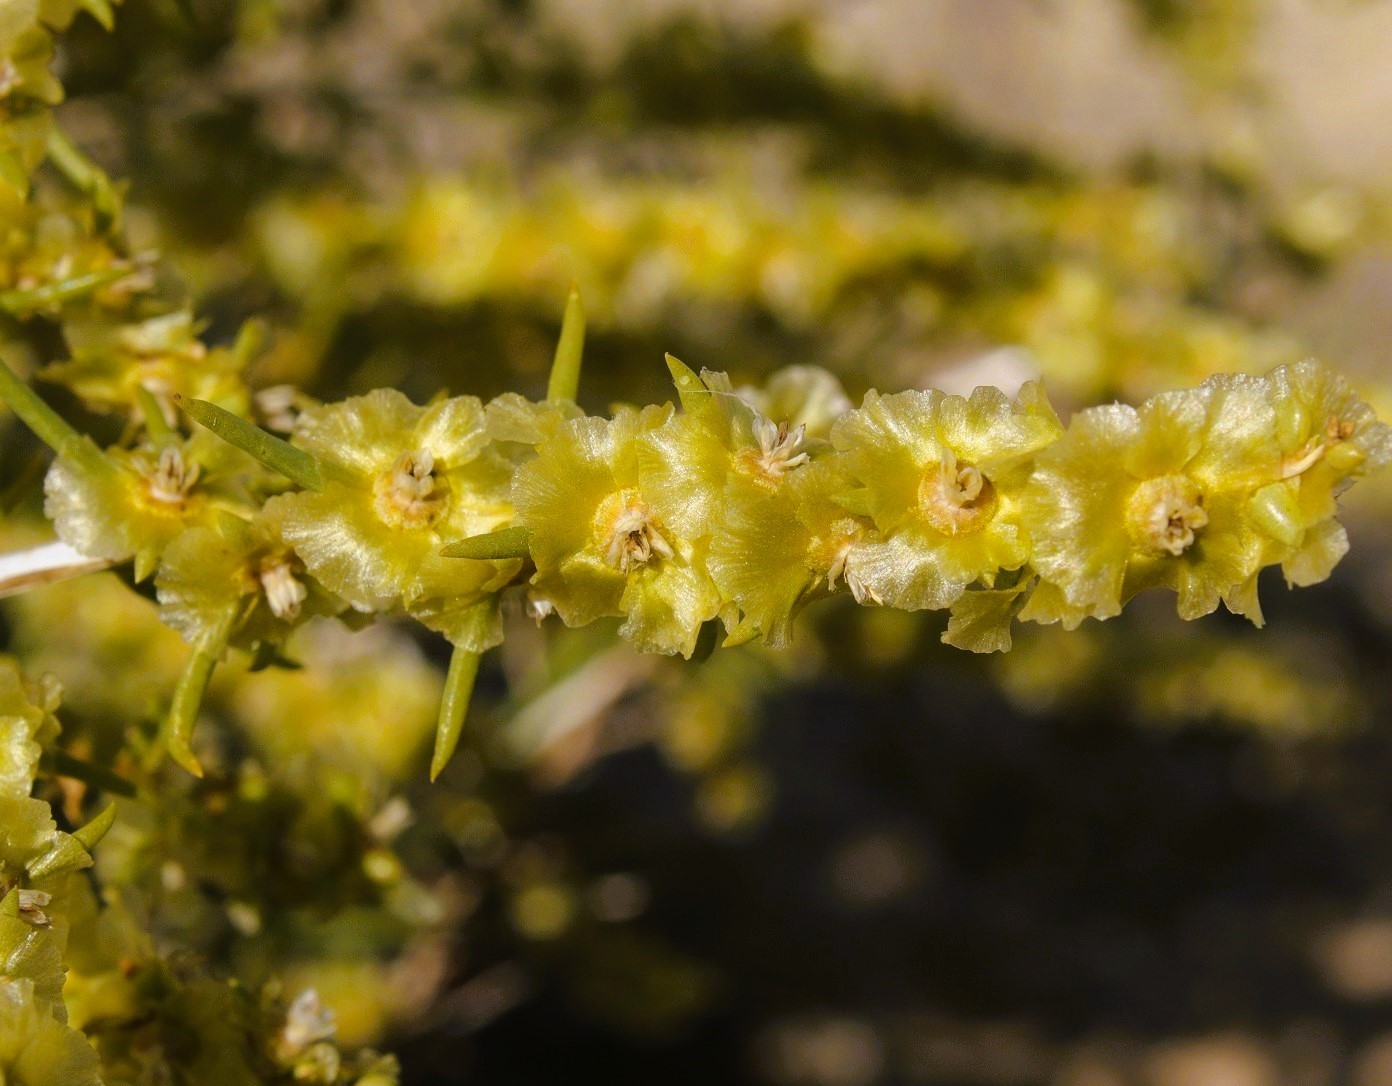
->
[271,483,431,611]
[1021,403,1138,617]
[292,388,423,477]
[830,389,941,530]
[618,558,722,658]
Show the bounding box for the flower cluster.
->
[1,0,1389,788]
[6,331,1388,773]
[0,650,401,1085]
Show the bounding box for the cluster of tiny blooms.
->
[0,652,402,1085]
[0,0,1388,788]
[5,327,1389,779]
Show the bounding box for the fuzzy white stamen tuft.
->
[827,544,881,605]
[146,446,200,504]
[596,492,675,573]
[259,561,308,621]
[917,449,996,535]
[1128,475,1208,556]
[277,989,337,1061]
[749,415,810,480]
[375,449,445,528]
[17,889,51,927]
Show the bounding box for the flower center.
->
[826,542,880,605]
[145,446,200,505]
[918,450,997,535]
[374,449,445,529]
[258,560,308,621]
[17,889,51,928]
[1127,474,1208,556]
[1281,413,1359,478]
[739,415,809,483]
[594,490,674,573]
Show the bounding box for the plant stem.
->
[0,267,130,314]
[40,752,137,798]
[0,358,112,478]
[135,385,177,445]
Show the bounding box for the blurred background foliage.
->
[7,0,1392,1082]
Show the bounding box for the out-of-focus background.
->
[13,1,1392,1082]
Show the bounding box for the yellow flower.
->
[1245,360,1392,587]
[512,405,721,657]
[268,389,517,649]
[155,510,343,657]
[640,359,821,548]
[44,438,211,581]
[41,312,247,414]
[829,382,1062,610]
[1021,375,1280,626]
[0,979,101,1086]
[0,658,59,798]
[0,11,59,193]
[707,458,876,647]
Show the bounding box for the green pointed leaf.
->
[163,650,217,777]
[546,284,586,403]
[430,647,480,781]
[664,354,708,411]
[71,802,117,852]
[440,525,531,560]
[25,832,91,881]
[177,396,324,491]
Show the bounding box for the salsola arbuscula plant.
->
[4,293,1388,778]
[2,2,1391,1082]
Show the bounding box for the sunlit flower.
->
[1245,360,1392,587]
[513,405,721,657]
[1021,375,1279,626]
[0,659,59,798]
[0,980,101,1086]
[641,360,828,553]
[41,311,248,414]
[156,510,343,656]
[830,382,1062,611]
[269,389,519,649]
[708,459,876,647]
[44,438,213,581]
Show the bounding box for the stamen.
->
[17,889,51,928]
[1127,475,1208,556]
[254,385,302,433]
[595,491,674,573]
[526,594,556,623]
[827,543,881,605]
[1282,414,1357,479]
[277,990,336,1062]
[374,449,445,528]
[918,450,996,535]
[259,561,308,621]
[146,446,200,505]
[744,414,810,481]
